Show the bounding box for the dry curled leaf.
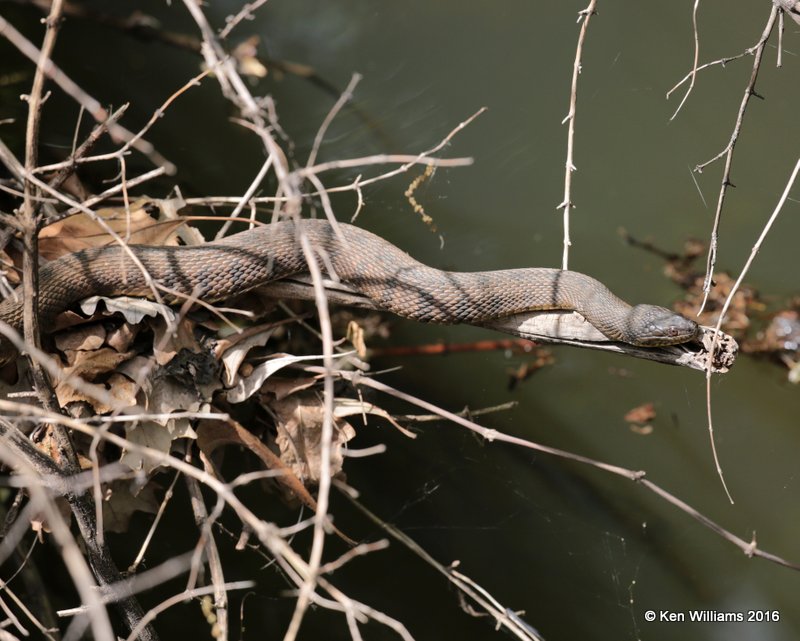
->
[0,250,19,286]
[55,348,134,412]
[272,393,356,483]
[346,320,367,358]
[106,323,139,353]
[107,372,139,408]
[219,326,275,386]
[227,351,354,403]
[80,296,177,326]
[197,419,316,506]
[260,376,319,401]
[233,35,269,78]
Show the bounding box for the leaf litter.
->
[14,204,407,532]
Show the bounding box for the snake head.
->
[627,304,700,347]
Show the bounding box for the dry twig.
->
[557,0,597,270]
[703,157,800,504]
[690,6,778,313]
[302,366,800,572]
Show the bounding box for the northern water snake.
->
[0,219,698,360]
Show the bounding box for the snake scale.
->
[0,219,698,360]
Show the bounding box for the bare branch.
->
[0,14,172,171]
[303,367,800,572]
[694,6,778,314]
[669,0,701,120]
[557,0,597,270]
[703,157,800,502]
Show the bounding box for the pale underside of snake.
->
[0,219,699,360]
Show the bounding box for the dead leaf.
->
[54,324,106,353]
[146,375,210,423]
[0,250,19,286]
[119,419,195,474]
[55,348,134,412]
[260,376,319,401]
[197,418,356,545]
[624,402,656,424]
[58,347,131,375]
[106,323,139,353]
[227,350,354,403]
[232,35,268,78]
[102,479,160,533]
[624,402,656,435]
[151,315,202,366]
[219,326,275,386]
[346,321,367,359]
[38,201,184,260]
[197,419,313,504]
[80,296,177,326]
[272,393,356,483]
[107,372,140,408]
[119,352,220,422]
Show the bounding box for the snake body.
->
[0,220,698,358]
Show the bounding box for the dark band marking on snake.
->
[0,220,699,359]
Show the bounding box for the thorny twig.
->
[692,6,778,314]
[340,488,543,641]
[704,157,800,503]
[0,13,172,171]
[218,0,270,40]
[557,0,597,270]
[13,1,158,638]
[0,399,415,638]
[667,2,789,504]
[302,366,800,573]
[4,4,794,640]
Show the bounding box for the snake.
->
[0,219,698,360]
